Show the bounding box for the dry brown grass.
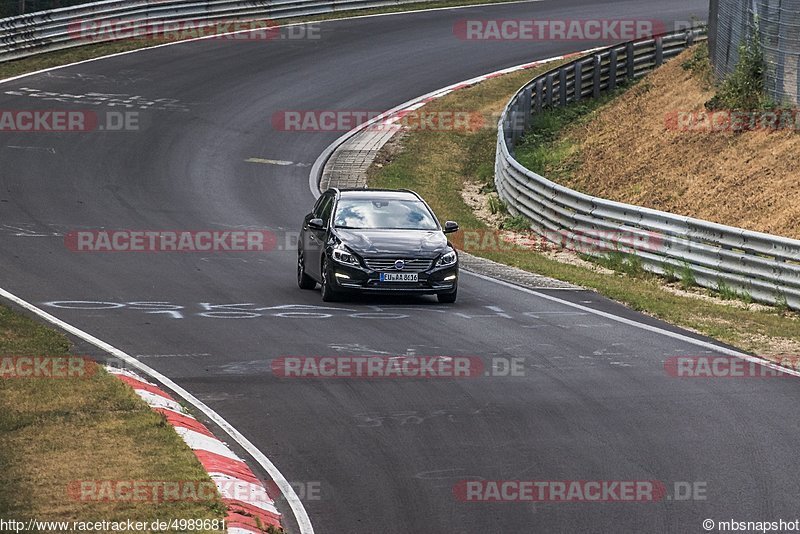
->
[558,47,800,239]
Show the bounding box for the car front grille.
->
[364,258,434,272]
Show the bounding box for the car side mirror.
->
[308,218,325,229]
[443,221,459,234]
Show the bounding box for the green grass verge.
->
[367,62,800,355]
[0,304,227,531]
[512,87,630,182]
[0,0,521,80]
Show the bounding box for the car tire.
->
[320,256,339,302]
[437,286,457,304]
[297,249,316,290]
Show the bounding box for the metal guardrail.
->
[0,0,421,62]
[495,29,800,310]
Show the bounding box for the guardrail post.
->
[655,36,663,67]
[686,30,695,47]
[511,114,520,145]
[609,48,618,91]
[558,69,567,106]
[510,102,522,146]
[626,42,635,81]
[504,114,514,151]
[593,55,601,98]
[574,62,582,102]
[521,87,532,130]
[545,74,554,107]
[534,78,543,113]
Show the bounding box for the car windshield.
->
[333,198,439,230]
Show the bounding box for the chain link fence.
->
[709,0,800,106]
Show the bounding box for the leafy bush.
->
[502,215,531,231]
[706,34,772,111]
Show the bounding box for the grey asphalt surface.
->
[3,1,800,533]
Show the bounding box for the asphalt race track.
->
[3,1,799,532]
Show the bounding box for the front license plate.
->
[380,272,418,282]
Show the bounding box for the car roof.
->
[332,188,421,201]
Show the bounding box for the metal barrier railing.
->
[495,29,800,309]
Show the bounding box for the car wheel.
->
[320,256,339,302]
[297,249,316,289]
[437,286,457,304]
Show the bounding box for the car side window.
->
[319,195,334,227]
[312,196,327,218]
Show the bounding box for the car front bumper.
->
[327,260,458,295]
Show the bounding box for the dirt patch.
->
[560,47,800,240]
[460,181,506,228]
[749,336,800,359]
[371,130,407,171]
[659,282,773,312]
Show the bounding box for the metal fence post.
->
[593,55,602,98]
[609,48,618,91]
[626,42,635,81]
[510,102,522,146]
[655,36,663,67]
[534,78,543,113]
[558,69,567,106]
[574,61,582,101]
[708,0,719,64]
[521,87,532,130]
[545,74,554,107]
[504,112,514,151]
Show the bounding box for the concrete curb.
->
[106,366,282,534]
[313,48,602,194]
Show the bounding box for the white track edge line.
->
[307,47,603,198]
[0,0,541,87]
[0,286,314,534]
[462,270,800,377]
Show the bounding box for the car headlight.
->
[436,249,457,267]
[332,244,360,266]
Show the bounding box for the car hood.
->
[334,229,448,258]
